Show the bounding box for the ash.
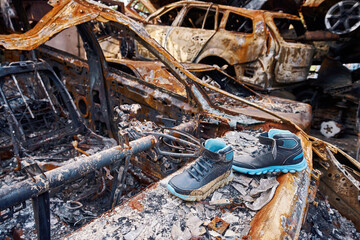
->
[66,173,259,239]
[67,130,281,239]
[2,123,359,239]
[300,194,360,240]
[0,104,161,240]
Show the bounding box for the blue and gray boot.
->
[167,139,234,201]
[232,129,307,175]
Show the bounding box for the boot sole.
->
[166,171,234,201]
[232,158,307,175]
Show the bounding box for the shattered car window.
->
[225,12,253,33]
[274,18,306,41]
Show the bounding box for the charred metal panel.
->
[107,58,187,97]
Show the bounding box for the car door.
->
[165,5,219,63]
[268,16,315,84]
[144,6,184,46]
[209,11,265,65]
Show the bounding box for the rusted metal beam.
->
[299,31,340,41]
[0,135,157,211]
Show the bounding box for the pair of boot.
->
[167,129,307,201]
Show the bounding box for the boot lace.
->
[187,157,214,181]
[250,144,272,158]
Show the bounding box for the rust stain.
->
[128,199,144,212]
[208,216,230,235]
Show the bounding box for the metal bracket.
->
[325,147,360,191]
[22,158,51,240]
[23,158,47,182]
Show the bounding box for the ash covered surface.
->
[206,85,308,114]
[300,194,360,239]
[2,125,359,239]
[0,152,111,239]
[67,130,281,239]
[66,173,263,239]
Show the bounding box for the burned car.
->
[0,0,359,239]
[140,1,315,90]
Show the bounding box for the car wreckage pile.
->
[0,0,360,239]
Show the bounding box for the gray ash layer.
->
[67,130,280,239]
[2,127,360,239]
[300,194,360,240]
[66,173,258,240]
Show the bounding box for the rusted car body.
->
[0,0,359,239]
[141,1,315,90]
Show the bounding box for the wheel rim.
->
[325,0,360,34]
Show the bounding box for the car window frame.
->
[223,10,255,35]
[147,5,185,26]
[177,5,220,30]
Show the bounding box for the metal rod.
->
[0,135,157,211]
[35,72,57,114]
[11,74,35,118]
[143,132,199,148]
[112,154,131,208]
[0,84,26,141]
[32,192,50,240]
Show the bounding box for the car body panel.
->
[144,1,315,90]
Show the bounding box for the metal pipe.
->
[0,135,157,211]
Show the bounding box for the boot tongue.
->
[197,147,223,162]
[268,129,292,138]
[259,133,274,146]
[258,132,278,160]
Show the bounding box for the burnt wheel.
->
[325,0,360,34]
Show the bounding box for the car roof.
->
[148,0,301,21]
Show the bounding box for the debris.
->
[231,183,247,196]
[300,195,360,239]
[124,225,144,240]
[233,174,254,186]
[208,216,230,235]
[320,120,342,138]
[249,178,279,197]
[246,186,278,211]
[224,229,237,239]
[209,199,231,206]
[221,212,239,224]
[211,192,223,202]
[171,223,191,240]
[185,213,202,236]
